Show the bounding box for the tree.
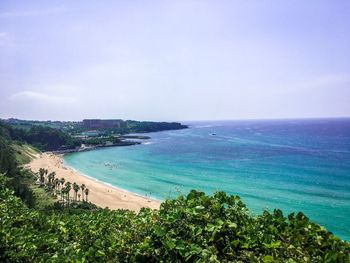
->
[60,178,65,189]
[51,171,56,182]
[59,178,65,200]
[65,182,72,207]
[61,187,65,204]
[54,178,59,195]
[73,182,80,202]
[47,173,52,190]
[84,188,89,202]
[81,184,86,201]
[38,168,45,186]
[47,172,56,191]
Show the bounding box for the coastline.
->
[25,152,161,212]
[52,140,142,154]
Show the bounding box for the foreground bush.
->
[0,175,349,262]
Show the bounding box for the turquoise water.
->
[64,119,350,241]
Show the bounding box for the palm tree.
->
[78,193,81,202]
[65,182,72,207]
[61,187,65,203]
[60,187,65,202]
[73,182,80,202]
[81,184,86,201]
[48,172,55,191]
[61,187,68,206]
[44,169,48,182]
[60,178,65,189]
[54,178,60,194]
[38,168,45,186]
[85,188,89,202]
[51,172,56,184]
[47,173,51,185]
[60,178,65,199]
[47,173,52,190]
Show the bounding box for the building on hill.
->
[82,119,127,129]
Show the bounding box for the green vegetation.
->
[1,120,349,262]
[9,124,81,151]
[82,136,122,146]
[0,120,79,151]
[12,143,38,165]
[30,184,56,209]
[1,177,349,262]
[124,120,188,133]
[1,118,188,151]
[2,117,188,136]
[38,167,94,209]
[1,118,79,132]
[0,121,91,210]
[1,121,43,207]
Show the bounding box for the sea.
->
[64,118,350,241]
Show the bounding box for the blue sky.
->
[0,0,349,121]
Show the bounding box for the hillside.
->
[11,143,39,165]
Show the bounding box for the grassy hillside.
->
[12,143,39,165]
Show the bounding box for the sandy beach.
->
[26,152,160,212]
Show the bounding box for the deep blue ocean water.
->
[64,118,350,240]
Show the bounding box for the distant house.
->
[82,119,127,129]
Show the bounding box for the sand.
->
[25,152,160,212]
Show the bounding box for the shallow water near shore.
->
[64,118,350,241]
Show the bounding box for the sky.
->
[0,0,349,121]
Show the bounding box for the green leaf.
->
[264,241,281,249]
[165,239,176,250]
[228,222,237,229]
[263,255,275,262]
[153,225,166,237]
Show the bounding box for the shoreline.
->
[63,159,161,203]
[26,152,161,212]
[52,140,142,154]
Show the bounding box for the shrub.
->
[0,177,349,262]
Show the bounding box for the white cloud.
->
[10,91,77,105]
[0,6,66,18]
